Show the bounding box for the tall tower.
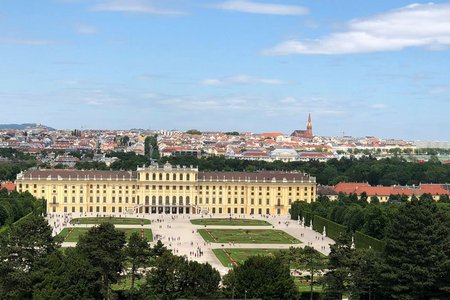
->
[306,113,313,138]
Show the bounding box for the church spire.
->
[307,113,312,130]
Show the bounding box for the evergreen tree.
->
[362,205,387,240]
[323,234,353,299]
[222,255,299,300]
[141,251,221,300]
[125,231,151,295]
[0,215,58,299]
[348,248,383,300]
[382,198,450,299]
[32,249,102,300]
[77,223,126,299]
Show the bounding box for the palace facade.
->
[16,163,316,216]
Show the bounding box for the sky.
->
[1,0,450,140]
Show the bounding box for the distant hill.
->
[0,123,55,130]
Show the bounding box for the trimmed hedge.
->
[0,225,8,235]
[312,215,347,241]
[0,212,33,236]
[34,198,47,217]
[354,231,386,252]
[309,215,385,252]
[0,198,45,236]
[11,211,34,227]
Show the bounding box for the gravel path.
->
[53,213,335,275]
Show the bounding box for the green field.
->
[191,218,271,226]
[71,217,150,225]
[294,278,324,293]
[213,248,286,266]
[58,227,153,243]
[111,276,144,291]
[198,229,300,244]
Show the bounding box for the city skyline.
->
[1,1,450,140]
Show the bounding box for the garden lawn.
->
[198,229,300,244]
[71,217,150,225]
[111,276,144,291]
[58,227,152,243]
[295,278,324,293]
[213,248,286,266]
[191,218,270,226]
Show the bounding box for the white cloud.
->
[91,0,186,15]
[154,93,350,117]
[429,84,450,95]
[201,74,286,86]
[214,0,308,15]
[370,103,387,109]
[264,3,450,55]
[74,23,97,35]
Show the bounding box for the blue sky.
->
[1,0,450,140]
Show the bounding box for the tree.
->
[32,248,103,300]
[142,251,183,299]
[343,205,365,232]
[370,195,380,204]
[382,198,450,299]
[186,129,201,135]
[0,203,10,226]
[362,205,387,240]
[439,194,450,203]
[323,234,353,299]
[2,214,58,270]
[348,248,383,300]
[151,240,170,258]
[125,232,151,295]
[360,191,368,203]
[222,255,299,300]
[76,223,126,299]
[288,246,326,300]
[141,251,221,300]
[0,215,58,299]
[178,259,221,299]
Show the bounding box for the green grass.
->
[213,248,286,266]
[294,278,324,293]
[71,217,150,225]
[191,218,271,226]
[58,227,153,243]
[111,276,144,291]
[198,229,300,244]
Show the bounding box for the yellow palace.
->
[16,163,316,216]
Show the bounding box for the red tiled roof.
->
[419,184,450,195]
[333,182,450,197]
[0,182,16,192]
[260,132,284,138]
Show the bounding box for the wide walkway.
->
[50,213,335,275]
